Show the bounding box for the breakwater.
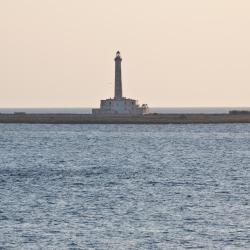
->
[0,113,250,124]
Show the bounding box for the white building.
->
[92,51,149,115]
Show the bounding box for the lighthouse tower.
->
[114,51,123,99]
[92,51,149,115]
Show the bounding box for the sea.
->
[0,119,250,249]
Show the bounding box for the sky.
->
[1,0,250,108]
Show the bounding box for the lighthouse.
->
[92,51,149,115]
[114,51,123,99]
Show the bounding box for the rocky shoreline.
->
[0,113,250,124]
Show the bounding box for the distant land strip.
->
[0,113,250,124]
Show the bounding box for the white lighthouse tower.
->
[114,51,123,100]
[92,51,149,115]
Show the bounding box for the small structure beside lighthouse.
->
[92,51,149,115]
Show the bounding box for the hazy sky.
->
[1,0,250,107]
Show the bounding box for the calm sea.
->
[0,124,250,249]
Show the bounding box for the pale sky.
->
[1,0,250,108]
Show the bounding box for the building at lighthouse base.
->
[92,98,149,115]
